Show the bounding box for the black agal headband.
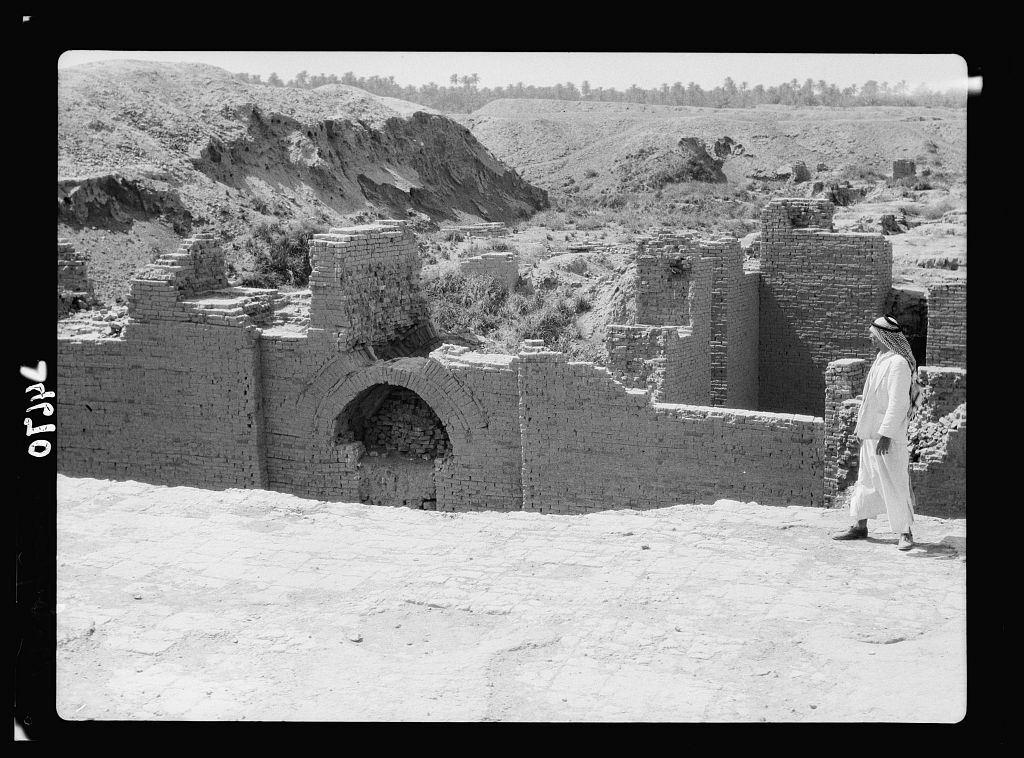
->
[872,315,903,333]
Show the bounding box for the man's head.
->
[869,315,901,351]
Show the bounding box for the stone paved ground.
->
[55,475,966,722]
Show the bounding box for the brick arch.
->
[311,357,487,456]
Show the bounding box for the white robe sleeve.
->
[878,357,911,438]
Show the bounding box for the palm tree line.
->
[232,70,966,111]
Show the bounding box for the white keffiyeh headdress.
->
[871,315,923,419]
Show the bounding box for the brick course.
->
[925,282,966,368]
[519,345,822,512]
[759,199,891,416]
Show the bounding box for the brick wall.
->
[823,361,966,516]
[925,282,966,368]
[126,234,274,327]
[59,232,270,489]
[61,211,941,515]
[606,235,758,410]
[823,358,870,507]
[606,237,719,406]
[258,335,371,496]
[459,252,519,290]
[129,233,229,303]
[708,238,758,409]
[456,222,509,239]
[728,270,760,409]
[57,238,95,297]
[518,345,823,512]
[909,367,966,518]
[759,198,891,416]
[308,221,430,351]
[636,247,694,326]
[604,324,675,397]
[434,348,524,512]
[57,321,267,489]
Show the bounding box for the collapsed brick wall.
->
[59,210,949,515]
[925,282,966,368]
[130,233,229,301]
[308,221,430,351]
[823,360,966,516]
[58,238,96,316]
[518,345,823,512]
[910,418,966,518]
[606,238,716,405]
[759,198,891,416]
[59,231,269,489]
[57,321,267,489]
[349,386,453,458]
[635,237,696,325]
[456,222,509,238]
[823,359,870,507]
[57,238,95,296]
[126,233,272,327]
[908,367,966,518]
[459,252,519,290]
[605,325,684,401]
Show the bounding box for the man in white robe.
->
[833,315,921,550]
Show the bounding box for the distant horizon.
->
[57,51,979,94]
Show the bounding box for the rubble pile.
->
[363,388,452,459]
[908,403,966,463]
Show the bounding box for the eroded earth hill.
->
[58,61,548,303]
[455,99,966,198]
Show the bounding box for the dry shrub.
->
[918,196,962,220]
[422,269,585,353]
[239,219,322,288]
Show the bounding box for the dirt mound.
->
[58,61,549,305]
[613,137,726,191]
[58,173,194,233]
[457,99,966,202]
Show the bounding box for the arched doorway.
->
[335,383,453,510]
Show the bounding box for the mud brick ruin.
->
[607,199,889,417]
[454,222,510,239]
[57,199,966,516]
[893,159,917,180]
[57,239,96,316]
[924,282,966,368]
[459,252,519,290]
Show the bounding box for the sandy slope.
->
[457,100,967,196]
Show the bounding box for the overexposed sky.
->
[57,51,975,92]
